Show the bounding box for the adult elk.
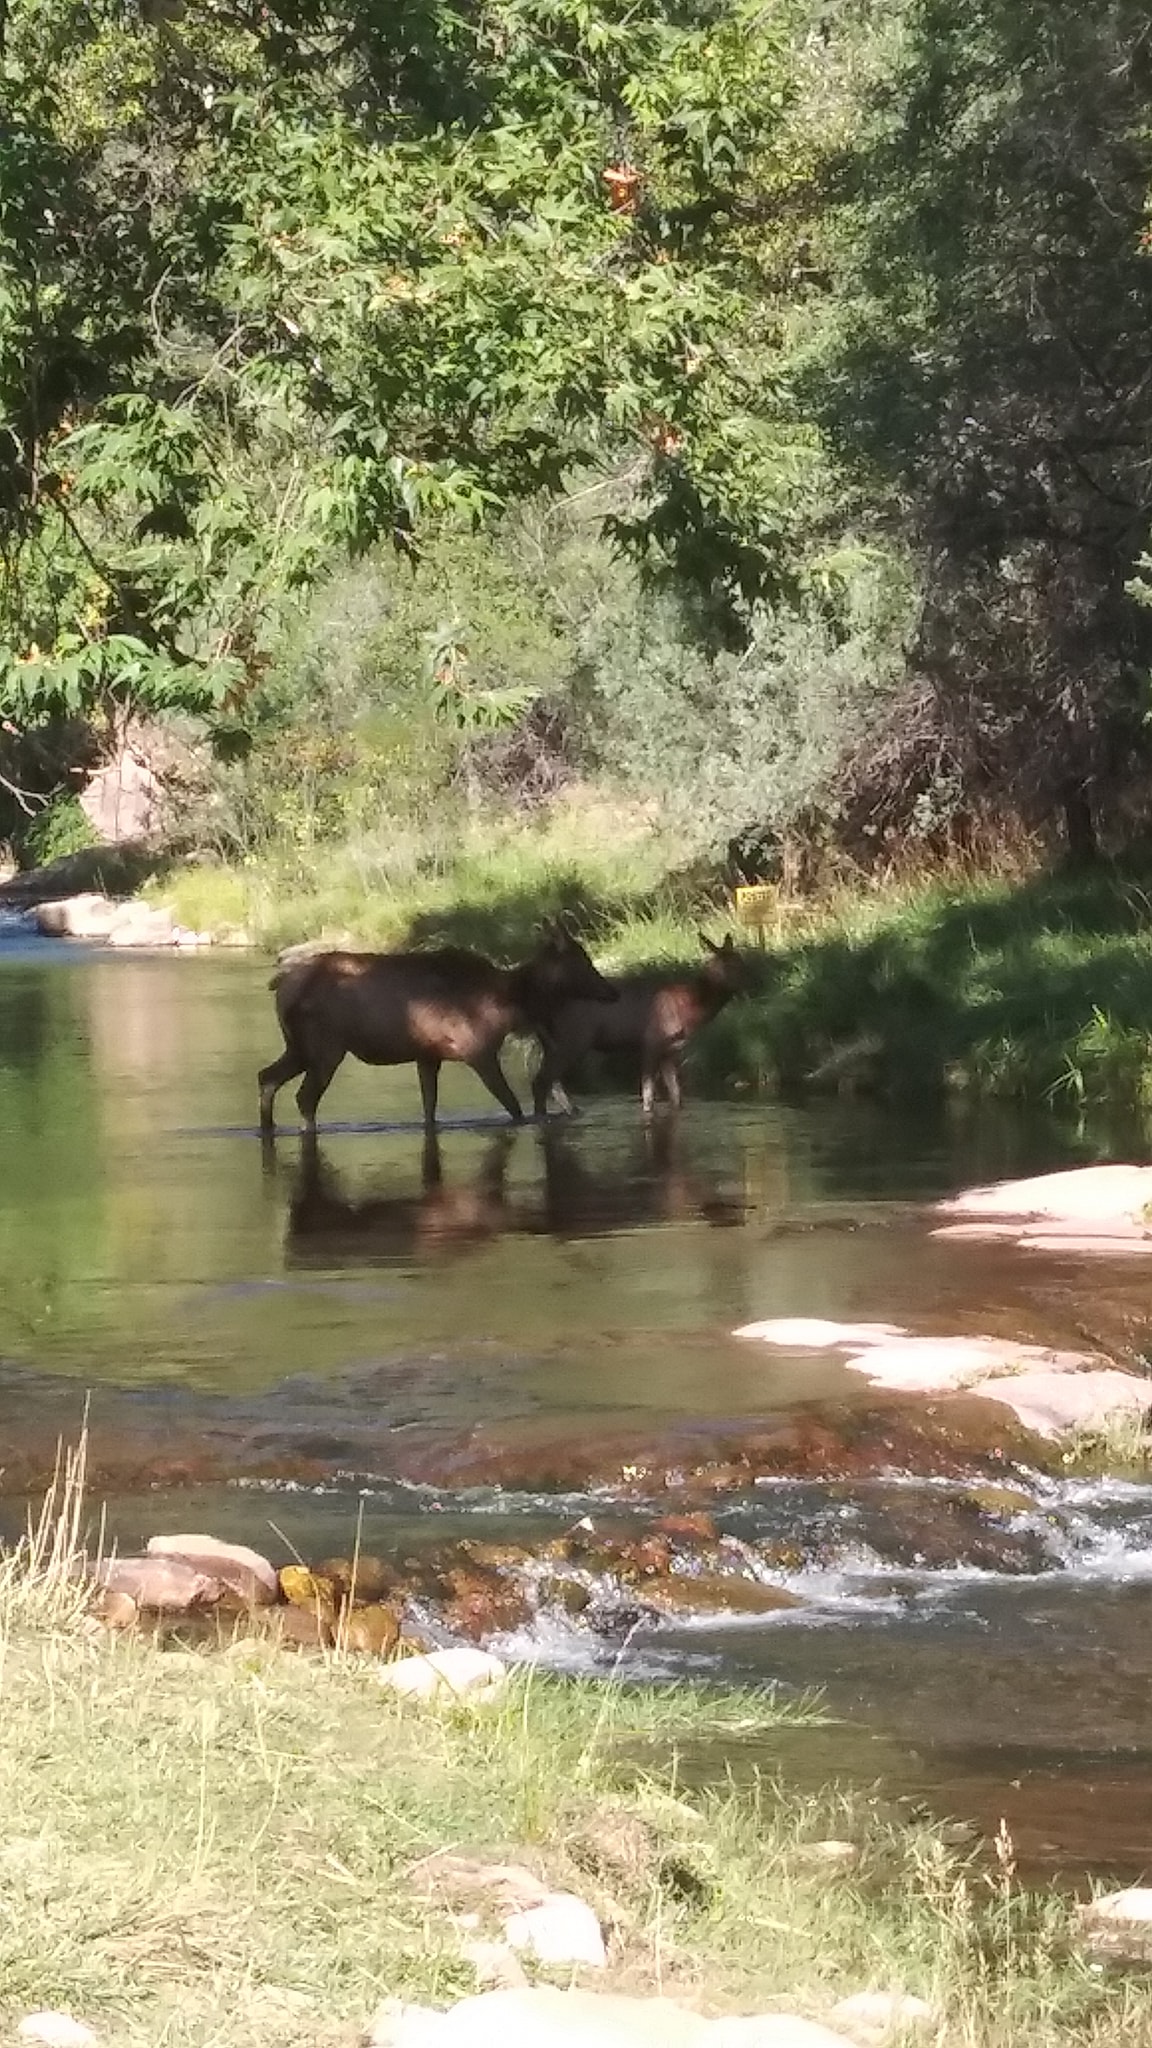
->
[532,932,748,1117]
[258,924,616,1132]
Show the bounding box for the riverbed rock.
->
[378,1648,508,1702]
[443,1564,533,1641]
[933,1164,1152,1255]
[734,1320,910,1348]
[146,1533,278,1605]
[343,1603,402,1655]
[367,1989,856,2048]
[96,1556,224,1613]
[35,893,120,939]
[279,1565,337,1614]
[105,903,176,947]
[259,1604,333,1649]
[502,1893,608,1968]
[828,1992,934,2040]
[640,1575,807,1618]
[977,1368,1151,1437]
[18,2015,99,2048]
[318,1553,399,1604]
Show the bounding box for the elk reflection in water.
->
[281,1120,745,1270]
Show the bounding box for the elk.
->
[532,932,748,1117]
[258,924,617,1132]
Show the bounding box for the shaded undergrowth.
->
[153,825,1152,1108]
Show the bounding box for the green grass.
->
[0,1454,1147,2047]
[152,809,1152,1109]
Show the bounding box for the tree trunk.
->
[1062,782,1099,865]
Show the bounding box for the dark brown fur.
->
[532,932,748,1116]
[258,925,616,1131]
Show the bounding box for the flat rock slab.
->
[369,1988,855,2048]
[733,1321,1148,1438]
[932,1165,1152,1253]
[146,1533,278,1603]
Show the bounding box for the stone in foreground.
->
[368,1988,855,2048]
[95,1556,224,1613]
[502,1891,607,1967]
[1079,1886,1152,1958]
[146,1533,278,1604]
[829,1992,934,2038]
[378,1648,508,1702]
[18,2016,99,2048]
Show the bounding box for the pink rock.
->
[839,1334,1099,1394]
[146,1533,278,1605]
[977,1370,1151,1438]
[97,1556,225,1613]
[935,1165,1152,1225]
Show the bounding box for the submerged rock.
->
[639,1575,807,1618]
[146,1533,278,1605]
[502,1892,608,1968]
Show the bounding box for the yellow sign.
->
[733,883,777,927]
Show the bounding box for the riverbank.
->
[136,824,1152,1110]
[3,1516,1149,2048]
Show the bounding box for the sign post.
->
[732,883,778,940]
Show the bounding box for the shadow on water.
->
[277,1118,748,1269]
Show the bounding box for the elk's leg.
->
[660,1054,683,1110]
[295,1051,344,1132]
[468,1049,524,1123]
[258,1047,306,1130]
[640,1051,659,1117]
[417,1058,442,1130]
[532,1052,575,1118]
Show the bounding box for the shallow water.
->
[5,932,1152,1875]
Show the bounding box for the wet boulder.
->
[343,1603,402,1656]
[146,1533,278,1606]
[441,1563,533,1642]
[319,1554,400,1605]
[279,1565,337,1616]
[640,1575,808,1618]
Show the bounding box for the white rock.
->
[35,894,119,940]
[829,1992,934,2038]
[370,1991,855,2048]
[377,1648,508,1703]
[502,1892,607,1968]
[106,903,175,947]
[1082,1886,1152,1925]
[936,1164,1152,1224]
[796,1840,859,1869]
[18,2015,99,2048]
[977,1368,1151,1437]
[733,1320,909,1349]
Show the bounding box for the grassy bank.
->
[0,1565,1147,2048]
[150,810,1152,1111]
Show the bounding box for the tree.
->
[0,0,807,761]
[810,0,1152,855]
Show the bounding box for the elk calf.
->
[259,925,616,1131]
[533,932,747,1116]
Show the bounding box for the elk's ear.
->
[698,931,721,954]
[720,933,737,954]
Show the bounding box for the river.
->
[3,927,1152,1880]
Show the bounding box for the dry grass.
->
[0,1452,1147,2048]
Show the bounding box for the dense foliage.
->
[4,0,1152,865]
